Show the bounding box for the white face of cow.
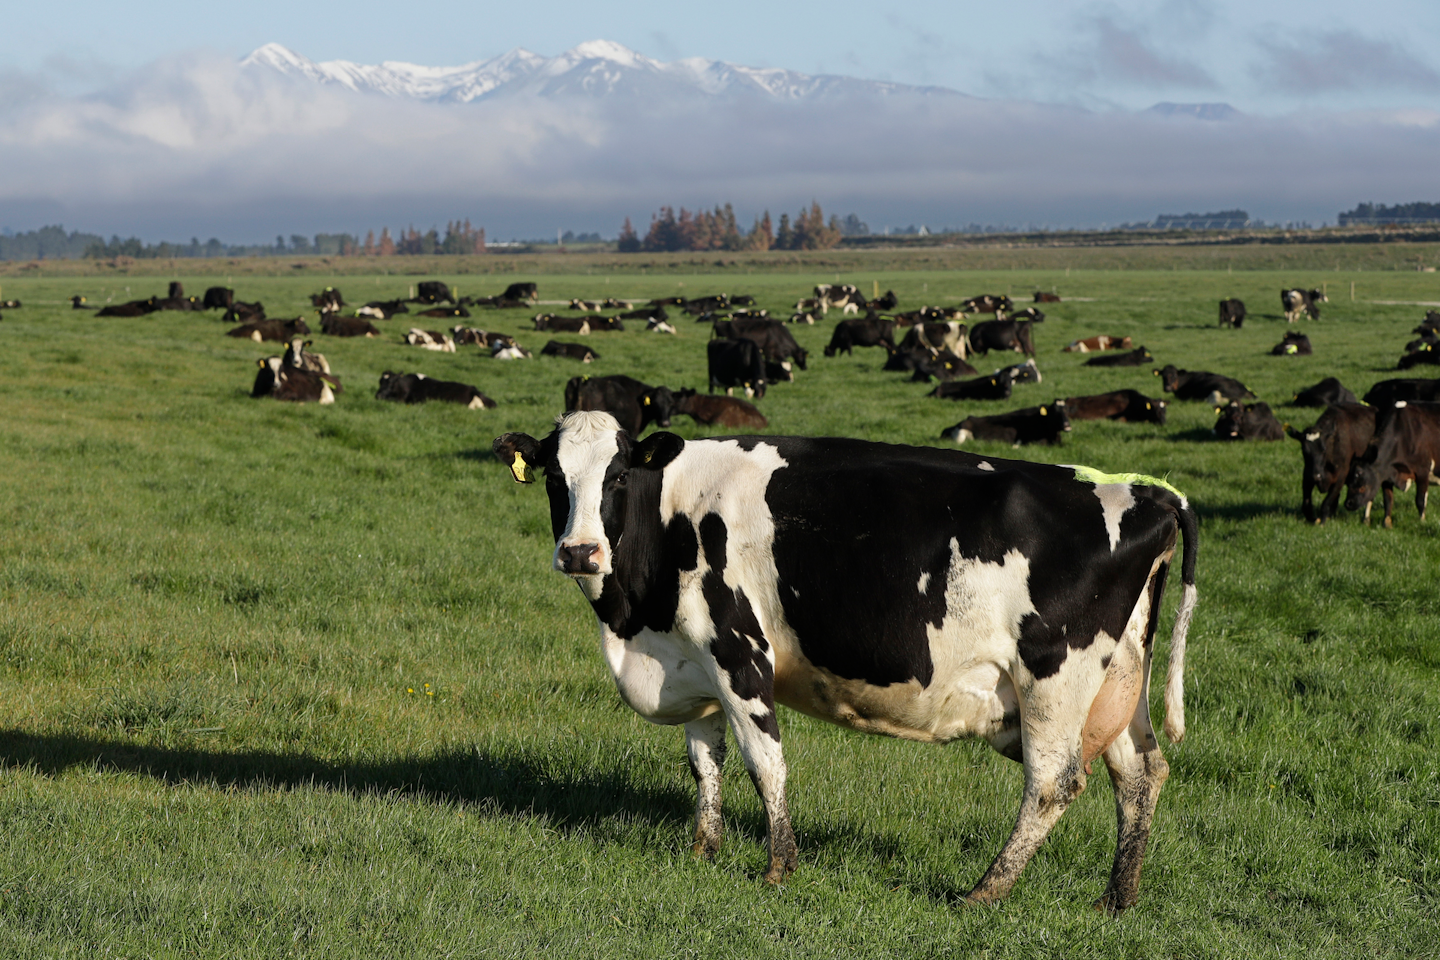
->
[551,411,625,593]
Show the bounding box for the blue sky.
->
[8,0,1440,114]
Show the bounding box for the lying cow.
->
[672,389,768,429]
[992,359,1040,385]
[1064,335,1133,353]
[540,340,599,363]
[1292,377,1357,407]
[1345,401,1440,527]
[1033,291,1062,303]
[1271,331,1312,356]
[825,318,896,357]
[564,375,676,436]
[1287,404,1376,523]
[1397,344,1440,369]
[311,287,344,311]
[941,401,1071,446]
[282,337,330,374]
[203,287,234,311]
[492,411,1197,912]
[1213,401,1284,441]
[71,296,91,310]
[961,294,1013,316]
[1063,390,1167,424]
[413,281,454,305]
[1085,348,1153,368]
[1281,288,1326,322]
[416,305,471,319]
[252,357,339,404]
[320,314,381,338]
[375,371,495,409]
[1218,299,1246,329]
[227,318,310,343]
[533,314,592,334]
[1154,365,1256,404]
[903,349,976,382]
[708,338,767,399]
[929,372,1013,401]
[1362,378,1440,407]
[404,328,456,352]
[97,298,160,317]
[357,300,409,319]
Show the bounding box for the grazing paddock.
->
[0,265,1434,957]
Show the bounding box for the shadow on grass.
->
[0,729,692,834]
[1193,501,1295,522]
[1165,427,1216,443]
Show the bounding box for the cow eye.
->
[613,470,629,487]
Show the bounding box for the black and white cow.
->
[375,371,496,409]
[541,340,599,363]
[928,372,1013,401]
[1281,288,1326,323]
[404,328,457,352]
[708,338,767,399]
[941,401,1072,446]
[1218,299,1246,329]
[252,356,340,403]
[227,317,311,343]
[492,413,1197,912]
[357,299,410,320]
[533,314,593,334]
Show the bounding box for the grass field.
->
[0,262,1436,958]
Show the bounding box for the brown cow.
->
[1063,335,1134,353]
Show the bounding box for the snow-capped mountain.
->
[239,40,965,103]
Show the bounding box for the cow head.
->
[1286,424,1332,491]
[1154,365,1180,392]
[641,386,677,430]
[493,412,685,596]
[1344,455,1381,513]
[1214,402,1245,440]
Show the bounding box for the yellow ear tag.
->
[1040,407,1047,415]
[1145,402,1152,409]
[643,450,654,464]
[510,454,534,483]
[643,396,651,405]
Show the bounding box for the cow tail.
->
[1163,500,1199,743]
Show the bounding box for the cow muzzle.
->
[555,542,604,575]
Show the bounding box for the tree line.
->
[617,202,848,253]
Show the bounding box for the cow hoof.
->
[1092,892,1134,916]
[762,856,797,885]
[1384,518,1394,529]
[691,837,721,861]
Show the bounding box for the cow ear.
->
[632,431,685,471]
[1284,425,1304,441]
[493,433,542,483]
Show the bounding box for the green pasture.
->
[0,263,1436,957]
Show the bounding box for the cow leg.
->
[1095,720,1169,914]
[685,712,728,860]
[1383,485,1396,529]
[719,696,796,884]
[1416,474,1430,523]
[1317,482,1343,524]
[966,710,1088,905]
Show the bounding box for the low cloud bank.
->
[3,52,1439,241]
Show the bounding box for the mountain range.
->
[240,40,971,104]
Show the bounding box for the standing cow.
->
[492,414,1197,912]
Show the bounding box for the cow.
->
[491,411,1197,912]
[227,318,311,343]
[251,356,339,404]
[203,287,235,310]
[416,305,472,319]
[1034,291,1062,303]
[682,295,733,316]
[603,298,634,310]
[899,322,968,359]
[493,342,533,360]
[715,319,808,371]
[404,328,456,352]
[450,326,490,346]
[941,401,1071,446]
[616,306,669,323]
[223,301,265,323]
[375,371,496,409]
[1063,390,1168,425]
[70,296,91,310]
[589,317,626,333]
[1281,288,1326,323]
[672,389,768,429]
[502,282,539,303]
[1218,299,1246,329]
[541,340,599,363]
[1285,404,1377,523]
[414,281,455,305]
[893,306,965,326]
[1293,377,1357,407]
[570,299,605,312]
[968,319,1034,358]
[167,282,185,300]
[154,295,199,311]
[1345,401,1440,527]
[282,337,330,374]
[357,300,410,320]
[1085,348,1154,368]
[1154,366,1256,404]
[1397,344,1440,369]
[825,318,896,357]
[993,359,1041,385]
[564,375,676,436]
[0,299,19,309]
[707,338,768,399]
[929,372,1014,401]
[320,314,381,338]
[533,315,592,334]
[1362,378,1440,407]
[1213,401,1284,441]
[1063,335,1133,353]
[962,294,1013,316]
[1271,331,1312,356]
[814,283,863,313]
[1009,307,1045,323]
[867,290,899,312]
[97,298,160,317]
[902,350,977,382]
[310,287,344,311]
[647,317,678,335]
[1404,329,1440,355]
